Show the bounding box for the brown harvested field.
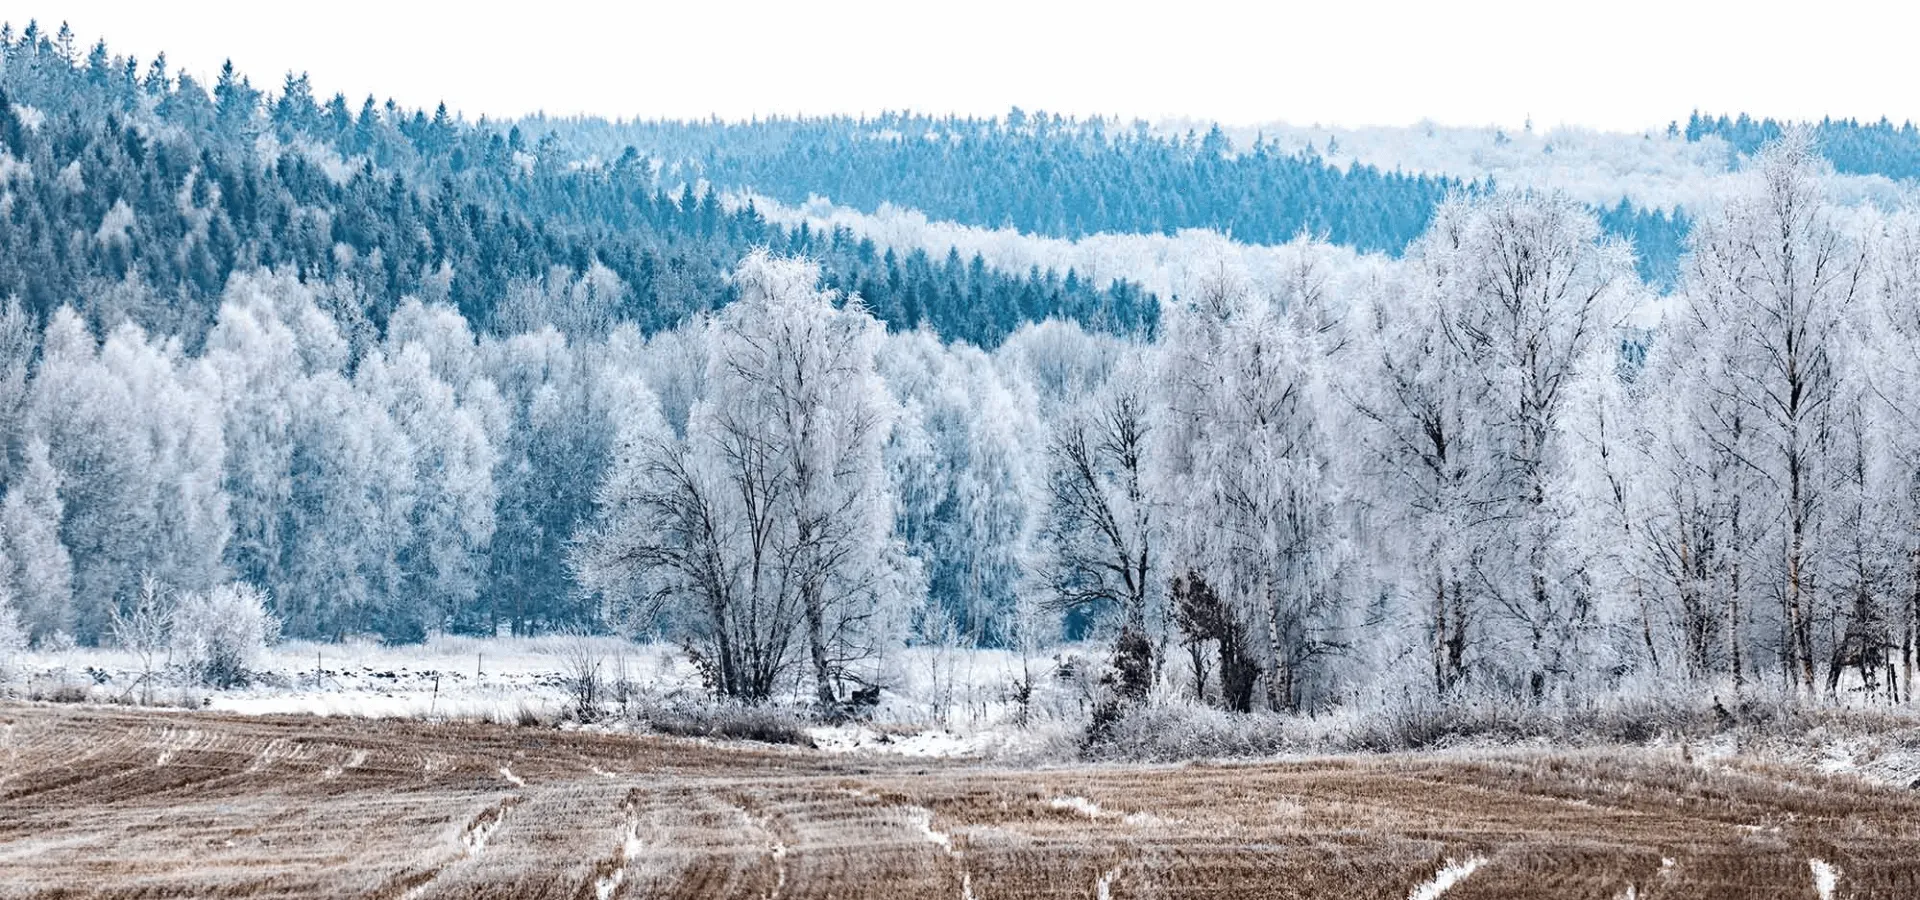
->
[1,704,1916,899]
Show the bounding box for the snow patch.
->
[594,811,643,900]
[461,799,518,857]
[808,725,1005,758]
[321,748,367,780]
[909,806,953,852]
[769,840,789,896]
[153,727,203,767]
[498,765,525,787]
[1048,795,1103,818]
[1409,856,1485,900]
[244,739,293,774]
[1121,810,1170,828]
[1810,858,1841,900]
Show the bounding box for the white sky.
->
[8,0,1920,132]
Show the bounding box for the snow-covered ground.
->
[1170,120,1909,214]
[13,635,674,720]
[5,635,1096,758]
[15,635,1920,778]
[736,190,1384,302]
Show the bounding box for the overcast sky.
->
[10,0,1920,132]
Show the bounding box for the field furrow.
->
[2,704,1918,898]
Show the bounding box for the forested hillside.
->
[531,112,1696,285]
[0,21,1153,349]
[5,20,1920,723]
[1685,110,1920,181]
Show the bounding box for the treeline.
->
[576,132,1920,712]
[594,113,1455,252]
[0,261,1107,654]
[0,22,1153,348]
[1685,110,1920,182]
[530,111,1695,286]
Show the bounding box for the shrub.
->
[110,574,173,704]
[646,704,811,745]
[554,631,607,723]
[1081,702,1306,762]
[172,583,279,688]
[0,597,25,684]
[30,679,92,703]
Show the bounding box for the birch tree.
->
[1682,132,1865,694]
[1159,262,1347,711]
[1037,356,1156,695]
[1415,190,1637,697]
[576,251,907,707]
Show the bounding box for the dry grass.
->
[1,703,1917,898]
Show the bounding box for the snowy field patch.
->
[6,637,1088,752]
[808,725,1015,758]
[1408,856,1485,900]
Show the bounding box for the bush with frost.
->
[172,582,279,688]
[0,596,25,684]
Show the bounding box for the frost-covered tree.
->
[1411,190,1637,697]
[483,325,611,633]
[281,371,416,639]
[1853,202,1920,698]
[25,309,227,642]
[705,251,904,705]
[493,262,629,340]
[576,252,908,706]
[0,439,73,642]
[1037,355,1156,671]
[205,275,418,640]
[0,298,36,488]
[1620,281,1771,687]
[1157,261,1349,711]
[27,308,148,640]
[574,381,780,698]
[881,329,1043,646]
[359,338,497,638]
[1681,132,1866,694]
[0,580,25,683]
[110,574,173,702]
[203,274,355,608]
[1559,345,1670,680]
[1351,261,1485,696]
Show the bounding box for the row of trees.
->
[560,134,1920,711]
[1039,132,1920,712]
[0,255,1083,656]
[0,20,1695,319]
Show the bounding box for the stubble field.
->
[0,704,1916,899]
